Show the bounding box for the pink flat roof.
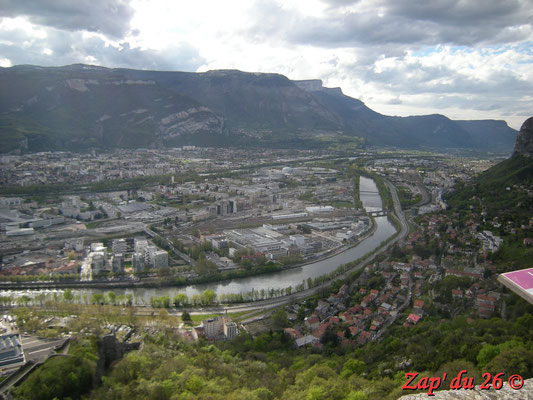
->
[501,267,533,291]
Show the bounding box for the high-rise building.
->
[132,253,145,273]
[224,322,238,340]
[201,316,229,339]
[111,254,124,274]
[134,237,148,254]
[112,239,127,254]
[153,250,168,269]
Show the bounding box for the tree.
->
[271,309,288,330]
[484,346,533,377]
[91,293,104,305]
[345,391,368,400]
[159,309,169,321]
[107,291,116,305]
[320,327,339,347]
[200,289,216,306]
[340,359,366,378]
[181,310,192,322]
[12,355,93,400]
[63,289,73,303]
[173,293,189,308]
[297,305,307,322]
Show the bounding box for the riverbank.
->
[0,213,378,292]
[1,177,400,304]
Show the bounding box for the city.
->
[1,1,532,396]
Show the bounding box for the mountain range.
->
[0,64,517,153]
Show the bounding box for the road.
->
[143,226,195,266]
[2,181,410,320]
[414,176,431,208]
[159,180,411,317]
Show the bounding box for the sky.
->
[0,0,531,129]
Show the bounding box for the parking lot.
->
[20,336,69,364]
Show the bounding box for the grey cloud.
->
[388,97,402,104]
[386,0,531,27]
[248,0,533,49]
[362,58,533,97]
[0,27,205,71]
[321,0,362,5]
[0,0,135,38]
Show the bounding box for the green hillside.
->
[447,155,533,223]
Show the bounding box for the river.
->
[2,176,396,303]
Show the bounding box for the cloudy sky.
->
[0,0,531,129]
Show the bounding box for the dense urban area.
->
[0,145,532,399]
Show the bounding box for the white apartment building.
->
[112,239,127,255]
[152,250,168,269]
[224,322,238,340]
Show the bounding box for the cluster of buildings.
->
[476,230,504,252]
[79,237,169,280]
[218,227,312,261]
[285,263,417,349]
[80,242,125,280]
[180,316,239,342]
[0,197,66,237]
[59,195,102,221]
[283,202,512,348]
[0,148,317,188]
[131,237,169,273]
[200,216,368,263]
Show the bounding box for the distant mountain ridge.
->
[0,64,518,153]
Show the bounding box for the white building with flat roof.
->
[153,250,168,269]
[224,322,238,340]
[201,316,229,339]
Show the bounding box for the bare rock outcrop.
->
[513,117,533,158]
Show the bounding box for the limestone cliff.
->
[513,117,533,158]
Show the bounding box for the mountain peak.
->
[513,117,533,158]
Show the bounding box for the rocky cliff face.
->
[0,64,519,152]
[513,117,533,158]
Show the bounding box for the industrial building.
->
[0,334,25,370]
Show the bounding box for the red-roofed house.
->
[357,331,371,344]
[284,328,303,340]
[407,313,421,324]
[451,289,463,298]
[413,299,425,311]
[305,316,320,330]
[348,305,362,313]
